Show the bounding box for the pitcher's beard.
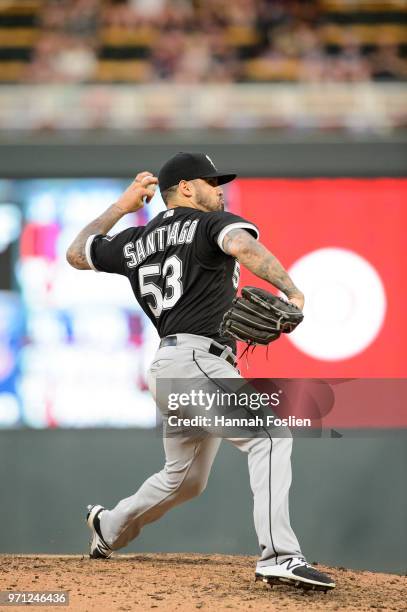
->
[196,192,222,212]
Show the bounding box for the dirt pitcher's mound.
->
[0,554,405,611]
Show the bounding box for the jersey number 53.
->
[138,255,183,318]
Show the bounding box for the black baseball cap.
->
[158,152,237,192]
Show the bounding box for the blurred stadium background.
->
[0,0,406,573]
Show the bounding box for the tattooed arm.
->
[222,228,304,310]
[66,204,128,270]
[66,171,157,270]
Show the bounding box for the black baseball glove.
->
[220,286,304,346]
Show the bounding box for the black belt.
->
[159,335,236,367]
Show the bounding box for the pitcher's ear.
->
[179,179,193,198]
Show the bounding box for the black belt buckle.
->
[160,336,236,367]
[160,335,177,349]
[208,343,236,367]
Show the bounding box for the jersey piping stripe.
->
[85,234,100,272]
[217,223,259,253]
[191,349,279,565]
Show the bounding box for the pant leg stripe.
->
[192,350,279,564]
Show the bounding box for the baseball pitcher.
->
[66,152,335,592]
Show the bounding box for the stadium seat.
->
[94,60,150,82]
[0,61,27,82]
[100,27,157,47]
[243,58,300,82]
[0,0,42,81]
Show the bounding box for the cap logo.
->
[205,154,217,170]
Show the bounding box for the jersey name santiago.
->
[86,207,259,347]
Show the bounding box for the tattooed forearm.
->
[223,228,303,300]
[66,203,125,269]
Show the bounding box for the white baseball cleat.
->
[255,557,336,592]
[86,504,112,559]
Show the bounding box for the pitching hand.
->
[115,171,158,214]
